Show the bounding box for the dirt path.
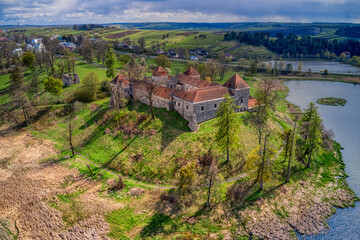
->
[0,130,122,239]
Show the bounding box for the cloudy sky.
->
[1,0,360,25]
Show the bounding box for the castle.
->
[110,67,252,131]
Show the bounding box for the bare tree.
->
[286,120,297,183]
[95,39,108,65]
[121,56,145,80]
[137,76,167,119]
[67,122,75,157]
[0,103,21,129]
[12,90,31,125]
[80,38,94,64]
[29,73,40,102]
[206,157,218,207]
[110,84,126,113]
[251,79,278,147]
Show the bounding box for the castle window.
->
[201,106,204,111]
[186,105,188,110]
[240,98,243,103]
[214,103,217,108]
[178,102,180,107]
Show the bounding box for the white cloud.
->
[0,0,360,24]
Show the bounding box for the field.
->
[106,30,141,39]
[104,29,224,50]
[101,29,277,59]
[7,27,83,37]
[210,40,276,58]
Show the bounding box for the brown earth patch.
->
[0,130,122,239]
[341,77,360,84]
[238,176,357,239]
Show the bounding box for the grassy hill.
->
[104,30,224,49]
[30,97,284,185]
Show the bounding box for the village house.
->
[110,67,251,131]
[155,49,165,55]
[12,48,23,56]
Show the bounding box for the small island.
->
[317,97,347,106]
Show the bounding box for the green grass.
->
[33,95,273,185]
[75,61,108,80]
[57,190,86,203]
[0,73,10,104]
[105,30,224,51]
[106,207,149,239]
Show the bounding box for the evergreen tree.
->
[300,103,322,168]
[215,94,240,164]
[9,65,24,92]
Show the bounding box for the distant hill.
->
[104,22,358,32]
[73,24,104,30]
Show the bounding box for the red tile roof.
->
[183,67,200,78]
[248,95,258,109]
[223,74,249,89]
[111,74,130,88]
[173,86,232,103]
[153,66,168,77]
[153,86,175,100]
[176,74,219,88]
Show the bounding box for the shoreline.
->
[238,141,359,239]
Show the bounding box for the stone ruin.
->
[62,73,80,87]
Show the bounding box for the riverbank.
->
[236,142,358,239]
[270,74,360,84]
[284,80,360,239]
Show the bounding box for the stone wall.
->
[109,84,131,108]
[62,73,80,87]
[133,86,171,111]
[232,87,250,111]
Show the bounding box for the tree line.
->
[336,26,360,38]
[224,31,360,57]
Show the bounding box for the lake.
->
[285,80,360,239]
[268,60,360,75]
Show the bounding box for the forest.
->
[224,31,360,57]
[336,26,360,38]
